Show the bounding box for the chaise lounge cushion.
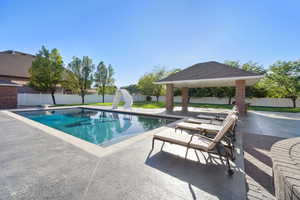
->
[176,122,203,130]
[198,124,222,132]
[185,118,212,124]
[188,136,212,151]
[153,130,211,151]
[196,114,219,120]
[176,121,222,132]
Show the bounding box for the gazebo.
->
[155,61,264,115]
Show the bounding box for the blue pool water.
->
[16,108,176,146]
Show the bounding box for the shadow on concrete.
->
[243,133,284,198]
[145,151,243,200]
[245,145,273,168]
[244,158,274,195]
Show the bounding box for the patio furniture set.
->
[151,106,239,175]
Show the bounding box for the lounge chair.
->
[177,113,238,154]
[175,122,222,132]
[177,111,237,134]
[152,115,238,175]
[196,105,238,121]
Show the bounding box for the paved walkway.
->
[243,133,284,200]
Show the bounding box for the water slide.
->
[112,89,133,110]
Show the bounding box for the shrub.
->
[146,96,152,102]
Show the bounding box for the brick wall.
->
[0,76,40,93]
[0,86,17,109]
[0,77,66,94]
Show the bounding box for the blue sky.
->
[1,0,300,86]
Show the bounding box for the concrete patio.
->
[0,106,299,200]
[0,106,246,200]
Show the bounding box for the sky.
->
[1,0,300,86]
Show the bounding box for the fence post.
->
[24,93,26,106]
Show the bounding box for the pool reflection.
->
[16,108,175,146]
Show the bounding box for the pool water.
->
[16,108,176,146]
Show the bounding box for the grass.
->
[52,102,118,107]
[248,106,300,113]
[53,101,300,113]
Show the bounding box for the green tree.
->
[241,61,267,74]
[138,68,168,102]
[220,87,235,104]
[63,56,94,104]
[94,62,115,103]
[266,61,300,108]
[225,60,267,75]
[97,85,117,96]
[225,60,267,100]
[224,60,240,68]
[29,46,64,105]
[138,73,157,98]
[152,68,168,102]
[188,88,213,98]
[122,84,140,94]
[245,80,268,98]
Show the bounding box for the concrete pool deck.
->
[0,106,247,200]
[1,106,299,199]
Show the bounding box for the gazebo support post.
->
[166,84,174,113]
[181,87,189,112]
[235,80,246,115]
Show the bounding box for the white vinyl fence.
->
[18,93,145,106]
[18,93,299,108]
[150,96,300,108]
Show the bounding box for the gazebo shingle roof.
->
[157,61,260,82]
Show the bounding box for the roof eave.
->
[155,75,265,85]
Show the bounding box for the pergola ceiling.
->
[157,76,263,88]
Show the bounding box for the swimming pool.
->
[16,108,176,146]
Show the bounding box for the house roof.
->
[156,61,264,88]
[0,50,35,78]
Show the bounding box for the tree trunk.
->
[81,91,85,104]
[51,91,56,105]
[228,96,232,105]
[292,97,296,108]
[156,96,159,102]
[102,85,105,103]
